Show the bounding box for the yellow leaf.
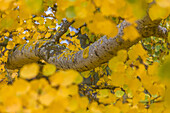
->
[156,0,170,8]
[30,78,49,93]
[111,72,125,86]
[20,0,43,14]
[4,32,9,37]
[12,79,30,95]
[98,20,118,37]
[100,1,116,16]
[45,32,51,38]
[38,25,46,31]
[20,63,39,79]
[74,73,83,84]
[104,105,120,113]
[109,56,127,72]
[149,4,169,20]
[49,71,64,87]
[6,41,15,49]
[117,49,127,62]
[97,89,110,98]
[42,64,56,76]
[70,31,75,35]
[122,25,140,41]
[38,87,57,106]
[128,43,147,60]
[45,100,66,113]
[81,70,91,78]
[67,97,79,111]
[49,70,82,87]
[3,96,21,113]
[79,97,89,109]
[0,0,14,11]
[87,13,118,37]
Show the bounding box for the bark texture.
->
[6,14,168,71]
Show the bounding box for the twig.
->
[52,19,75,43]
[66,23,86,37]
[0,43,7,47]
[4,66,13,84]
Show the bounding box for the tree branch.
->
[6,14,168,71]
[52,19,75,43]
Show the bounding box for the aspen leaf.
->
[87,13,118,37]
[0,0,14,11]
[24,0,43,13]
[81,70,91,78]
[30,78,49,93]
[12,79,30,95]
[127,0,147,19]
[100,1,116,16]
[20,63,39,79]
[127,0,138,3]
[6,41,15,49]
[49,71,64,87]
[74,74,83,84]
[38,88,57,106]
[61,70,82,86]
[49,70,82,87]
[98,89,110,98]
[45,32,51,38]
[156,0,170,8]
[97,20,118,37]
[158,55,170,79]
[3,96,22,113]
[115,90,124,98]
[75,6,87,18]
[67,85,79,96]
[111,72,125,86]
[122,25,140,41]
[108,57,118,70]
[79,97,89,109]
[117,50,127,62]
[105,105,120,113]
[4,32,9,37]
[66,6,76,18]
[42,64,56,76]
[45,100,66,113]
[0,17,16,30]
[148,62,159,76]
[149,4,169,20]
[67,97,79,111]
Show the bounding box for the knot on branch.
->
[136,14,168,39]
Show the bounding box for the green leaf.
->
[66,6,76,18]
[25,0,43,13]
[127,0,137,4]
[158,55,170,79]
[115,90,124,98]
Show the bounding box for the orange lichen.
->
[83,46,89,59]
[18,44,24,51]
[38,40,47,48]
[100,40,103,44]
